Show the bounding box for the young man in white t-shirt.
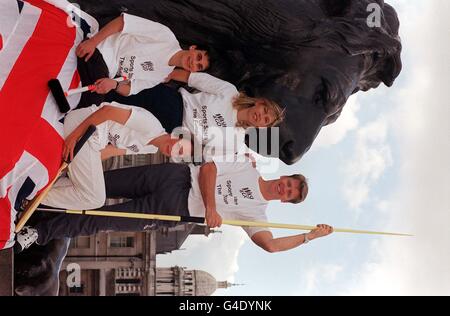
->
[16,159,333,253]
[36,102,192,213]
[75,13,210,107]
[188,159,333,252]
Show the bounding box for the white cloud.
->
[344,83,450,294]
[342,0,450,295]
[313,95,360,149]
[157,225,247,284]
[341,117,393,210]
[295,264,344,295]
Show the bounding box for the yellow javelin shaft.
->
[63,209,412,237]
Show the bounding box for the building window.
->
[116,279,141,284]
[116,293,140,296]
[109,236,135,248]
[158,279,175,284]
[72,236,90,249]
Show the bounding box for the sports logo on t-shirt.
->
[108,132,120,146]
[240,187,255,200]
[141,61,154,71]
[213,113,227,127]
[127,144,139,153]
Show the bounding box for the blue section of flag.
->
[71,10,91,39]
[14,177,36,211]
[16,0,24,13]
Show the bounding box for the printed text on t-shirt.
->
[118,55,136,78]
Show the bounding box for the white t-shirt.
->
[188,159,270,237]
[96,13,181,95]
[92,102,166,154]
[180,73,246,160]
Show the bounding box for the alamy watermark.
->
[367,3,382,28]
[66,262,81,288]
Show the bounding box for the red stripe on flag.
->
[0,34,3,51]
[0,187,12,249]
[0,119,63,248]
[0,3,75,179]
[25,118,64,191]
[69,70,81,90]
[25,0,66,13]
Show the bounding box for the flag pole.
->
[36,208,413,237]
[15,126,97,233]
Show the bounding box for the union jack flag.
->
[0,0,98,250]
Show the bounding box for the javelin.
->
[36,208,413,237]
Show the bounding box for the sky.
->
[157,0,450,296]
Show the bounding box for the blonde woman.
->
[107,69,284,158]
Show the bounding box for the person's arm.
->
[188,72,238,96]
[76,15,125,61]
[125,78,161,96]
[251,225,334,253]
[94,78,131,95]
[100,144,127,161]
[198,162,222,228]
[63,105,131,161]
[115,81,131,96]
[166,69,237,96]
[165,69,191,83]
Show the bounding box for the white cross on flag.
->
[0,0,98,250]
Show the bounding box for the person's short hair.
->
[233,92,285,128]
[287,174,308,204]
[181,44,213,71]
